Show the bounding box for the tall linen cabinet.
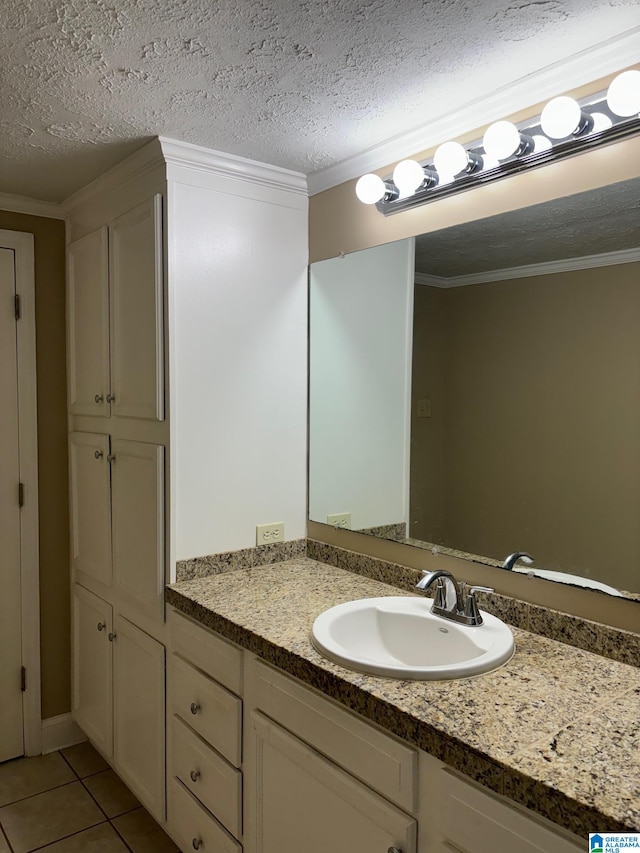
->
[66,138,309,825]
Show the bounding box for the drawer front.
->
[170,609,243,694]
[169,777,241,853]
[171,655,242,767]
[440,771,583,853]
[171,715,242,839]
[248,657,417,813]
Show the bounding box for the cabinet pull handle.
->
[106,393,115,403]
[190,702,200,715]
[192,839,202,850]
[97,622,106,631]
[388,848,402,853]
[94,394,104,404]
[94,450,104,460]
[108,632,117,642]
[189,769,200,782]
[107,454,116,464]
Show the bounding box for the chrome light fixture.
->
[356,69,640,214]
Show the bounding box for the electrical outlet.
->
[327,512,351,529]
[417,398,431,418]
[256,522,285,545]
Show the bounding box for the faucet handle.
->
[464,586,494,625]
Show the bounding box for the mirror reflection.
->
[309,178,640,600]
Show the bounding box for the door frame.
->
[0,229,41,755]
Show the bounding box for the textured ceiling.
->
[1,0,639,202]
[415,177,640,277]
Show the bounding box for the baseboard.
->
[41,713,87,754]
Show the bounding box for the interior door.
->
[0,246,24,762]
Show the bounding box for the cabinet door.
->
[69,432,112,587]
[113,615,165,822]
[109,196,164,421]
[247,711,416,853]
[67,227,110,417]
[111,439,164,619]
[72,585,113,757]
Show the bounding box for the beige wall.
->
[411,264,640,593]
[0,210,69,720]
[410,284,446,543]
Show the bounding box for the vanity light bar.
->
[354,70,640,216]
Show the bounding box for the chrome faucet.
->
[416,569,493,626]
[502,551,534,571]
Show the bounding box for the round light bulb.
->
[355,173,386,205]
[392,160,425,195]
[540,96,582,139]
[607,69,640,117]
[433,141,469,179]
[483,121,521,160]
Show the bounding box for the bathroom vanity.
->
[165,557,640,852]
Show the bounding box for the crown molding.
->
[0,192,64,220]
[61,139,165,214]
[307,28,640,196]
[159,137,308,196]
[415,248,640,289]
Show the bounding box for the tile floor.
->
[0,743,178,852]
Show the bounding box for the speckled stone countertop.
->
[166,557,640,837]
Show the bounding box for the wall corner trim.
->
[41,713,87,754]
[159,137,309,196]
[0,193,65,220]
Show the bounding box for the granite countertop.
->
[166,557,640,838]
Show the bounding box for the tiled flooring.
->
[0,743,178,852]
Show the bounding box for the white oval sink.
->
[311,597,514,680]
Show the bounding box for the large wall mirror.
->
[309,177,640,602]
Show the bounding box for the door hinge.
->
[15,294,21,321]
[18,482,24,507]
[21,666,26,692]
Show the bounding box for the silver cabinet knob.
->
[108,632,117,642]
[106,393,115,403]
[190,769,200,782]
[97,622,106,631]
[107,454,116,463]
[190,702,200,715]
[388,848,402,853]
[192,838,202,850]
[94,450,103,460]
[94,394,104,404]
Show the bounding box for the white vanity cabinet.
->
[164,614,585,853]
[66,196,164,422]
[167,610,244,853]
[72,584,166,820]
[244,656,418,853]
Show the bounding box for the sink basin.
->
[311,596,514,680]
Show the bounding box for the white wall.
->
[309,239,414,531]
[168,165,308,560]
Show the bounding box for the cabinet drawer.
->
[170,655,242,767]
[170,609,243,695]
[248,657,416,813]
[171,715,241,839]
[440,771,582,853]
[169,777,241,853]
